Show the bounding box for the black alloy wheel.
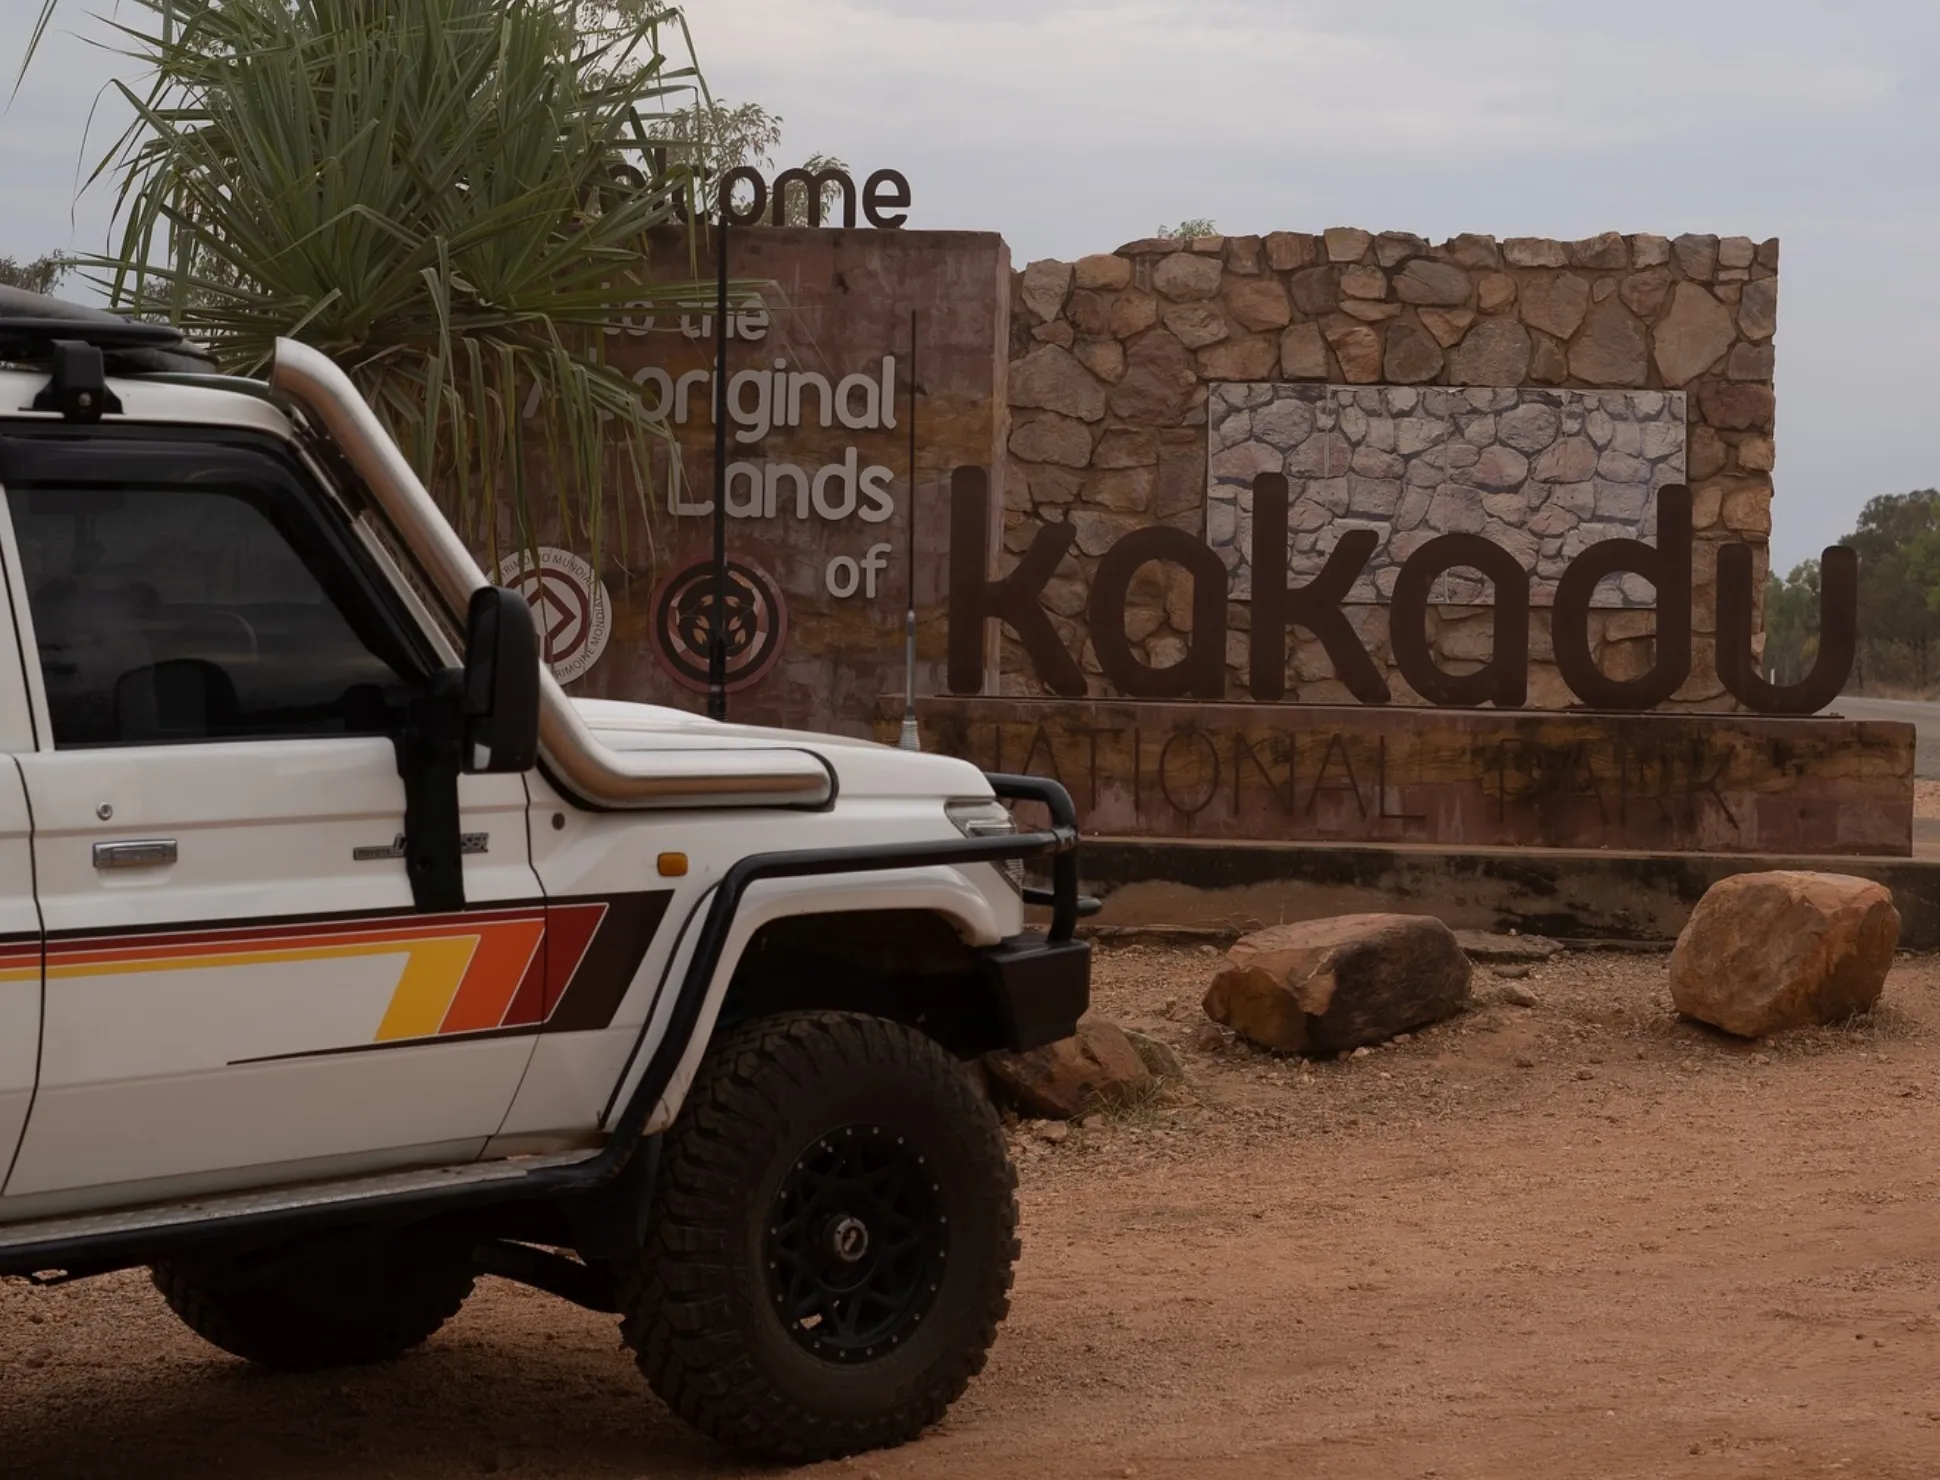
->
[764,1122,949,1362]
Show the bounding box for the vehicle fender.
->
[610,866,1008,1135]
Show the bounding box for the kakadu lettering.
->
[947,471,1857,717]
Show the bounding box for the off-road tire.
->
[151,1232,475,1372]
[621,1011,1018,1462]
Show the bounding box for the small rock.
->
[1513,1054,1536,1069]
[1033,1120,1069,1145]
[1669,872,1900,1037]
[1576,1068,1596,1081]
[1492,964,1533,980]
[1351,1045,1372,1059]
[1191,1020,1227,1053]
[1499,983,1541,1008]
[985,1019,1155,1119]
[1393,1032,1413,1044]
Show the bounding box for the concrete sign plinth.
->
[885,698,1914,858]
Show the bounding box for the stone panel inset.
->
[1209,384,1687,607]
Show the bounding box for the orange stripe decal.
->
[439,918,547,1035]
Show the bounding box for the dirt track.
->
[6,943,1940,1480]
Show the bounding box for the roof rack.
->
[0,315,187,359]
[0,289,215,423]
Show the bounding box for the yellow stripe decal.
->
[374,935,481,1041]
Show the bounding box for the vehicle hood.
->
[571,698,993,799]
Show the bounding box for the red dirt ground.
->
[5,943,1940,1479]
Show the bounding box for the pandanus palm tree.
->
[24,0,724,568]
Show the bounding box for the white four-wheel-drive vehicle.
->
[0,291,1090,1462]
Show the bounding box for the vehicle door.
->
[0,525,40,1189]
[0,424,545,1210]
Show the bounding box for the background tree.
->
[0,254,70,294]
[642,100,783,182]
[1762,558,1821,687]
[1829,489,1940,694]
[26,0,723,568]
[641,100,849,224]
[1156,218,1219,239]
[1758,489,1940,697]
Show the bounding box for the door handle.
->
[93,839,178,870]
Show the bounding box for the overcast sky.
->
[3,0,1935,572]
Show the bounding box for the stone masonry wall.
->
[1001,229,1778,708]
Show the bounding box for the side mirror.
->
[461,586,540,773]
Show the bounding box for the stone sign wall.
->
[518,224,1784,735]
[1207,384,1688,607]
[1003,229,1778,709]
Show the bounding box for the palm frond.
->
[27,0,752,570]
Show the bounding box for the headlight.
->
[946,798,1024,894]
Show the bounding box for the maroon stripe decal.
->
[545,892,673,1034]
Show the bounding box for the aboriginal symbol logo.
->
[495,547,612,684]
[650,557,789,693]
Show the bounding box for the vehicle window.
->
[9,478,416,747]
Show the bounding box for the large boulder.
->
[1669,872,1900,1037]
[1203,915,1470,1055]
[984,1018,1153,1119]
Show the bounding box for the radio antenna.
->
[706,196,729,722]
[898,308,921,751]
